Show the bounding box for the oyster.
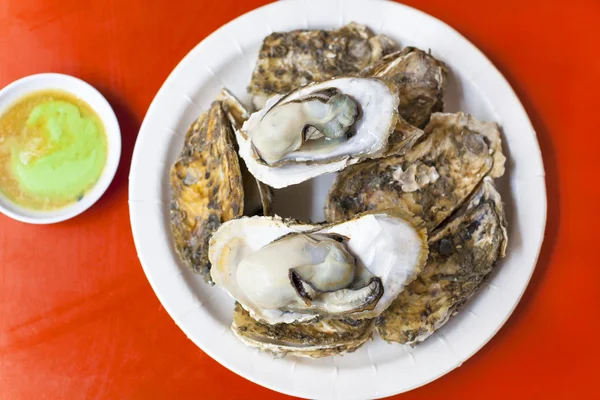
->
[363,47,448,128]
[232,303,374,358]
[218,88,274,215]
[209,210,428,324]
[325,112,506,230]
[238,76,400,188]
[170,100,244,281]
[248,22,398,109]
[376,178,507,344]
[383,118,425,158]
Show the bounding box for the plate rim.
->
[129,0,547,398]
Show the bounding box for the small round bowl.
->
[0,73,121,224]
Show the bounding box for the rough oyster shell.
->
[232,303,374,358]
[170,100,244,281]
[325,112,506,230]
[383,118,425,158]
[362,47,448,128]
[376,178,507,344]
[248,22,398,109]
[209,210,428,324]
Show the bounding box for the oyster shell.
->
[238,76,400,188]
[383,118,425,158]
[170,100,244,281]
[363,47,448,128]
[325,112,506,230]
[232,303,374,358]
[376,178,507,344]
[248,22,398,109]
[209,210,428,324]
[218,88,274,216]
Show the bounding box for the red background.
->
[0,0,598,399]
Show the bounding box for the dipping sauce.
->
[0,90,107,210]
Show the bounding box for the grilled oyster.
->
[383,118,425,158]
[209,210,428,324]
[238,76,400,188]
[376,178,507,344]
[325,112,506,230]
[170,100,244,281]
[248,22,398,109]
[232,303,374,358]
[218,88,274,215]
[362,47,448,128]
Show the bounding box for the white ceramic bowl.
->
[130,1,546,398]
[0,73,121,224]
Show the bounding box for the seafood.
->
[325,112,506,230]
[376,178,507,344]
[218,89,274,215]
[232,303,375,357]
[248,22,398,109]
[167,21,513,358]
[170,100,244,281]
[363,47,448,128]
[239,76,400,188]
[209,210,428,324]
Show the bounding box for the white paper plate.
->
[129,1,546,398]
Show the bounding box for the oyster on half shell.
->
[248,22,398,109]
[377,178,507,344]
[232,303,375,358]
[325,112,506,230]
[170,100,244,281]
[209,210,428,325]
[362,47,448,128]
[238,76,400,188]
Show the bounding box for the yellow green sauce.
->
[0,90,107,210]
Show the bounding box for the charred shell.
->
[376,178,507,344]
[362,47,448,128]
[232,303,374,358]
[325,112,506,230]
[170,100,244,281]
[248,22,398,109]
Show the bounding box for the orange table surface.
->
[1,0,599,399]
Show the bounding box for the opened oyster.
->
[232,303,374,358]
[248,22,398,109]
[325,112,505,230]
[362,47,448,128]
[377,178,507,344]
[238,76,400,188]
[209,210,428,324]
[170,99,244,281]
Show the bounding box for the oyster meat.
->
[238,76,400,188]
[325,112,506,230]
[363,47,448,128]
[376,178,507,344]
[170,100,244,281]
[209,210,428,324]
[232,303,374,358]
[248,22,398,109]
